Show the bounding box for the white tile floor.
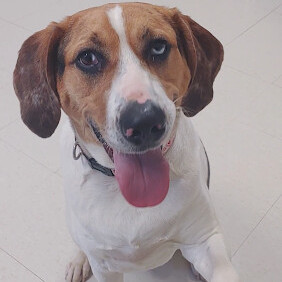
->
[0,0,281,281]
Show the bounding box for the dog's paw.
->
[65,251,92,282]
[190,263,207,282]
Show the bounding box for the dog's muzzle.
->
[119,100,166,150]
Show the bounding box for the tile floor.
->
[0,0,281,281]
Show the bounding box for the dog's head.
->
[14,3,223,207]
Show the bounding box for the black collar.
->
[72,120,115,177]
[72,119,176,178]
[73,140,115,177]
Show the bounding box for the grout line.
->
[0,134,60,174]
[0,0,62,32]
[226,3,282,46]
[55,168,63,178]
[0,139,61,182]
[236,120,282,142]
[224,65,277,85]
[232,194,282,258]
[0,17,32,32]
[0,118,19,132]
[0,247,44,281]
[223,65,254,77]
[19,149,60,173]
[225,65,282,89]
[272,74,282,83]
[271,74,282,88]
[272,83,282,89]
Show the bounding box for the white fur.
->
[61,113,239,282]
[62,5,239,282]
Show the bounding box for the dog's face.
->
[57,4,192,154]
[13,3,223,147]
[13,3,223,207]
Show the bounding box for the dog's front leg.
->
[180,233,240,282]
[65,250,92,282]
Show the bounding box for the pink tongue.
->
[113,148,169,207]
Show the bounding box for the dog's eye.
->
[149,40,170,62]
[79,51,98,66]
[151,42,166,55]
[75,50,103,74]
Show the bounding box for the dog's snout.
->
[119,101,166,147]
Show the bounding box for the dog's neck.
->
[71,122,115,169]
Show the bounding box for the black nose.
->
[119,101,166,148]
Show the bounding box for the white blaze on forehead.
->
[107,6,126,50]
[107,6,135,66]
[107,5,150,102]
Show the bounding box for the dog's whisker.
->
[173,95,183,105]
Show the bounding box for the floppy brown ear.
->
[172,11,224,116]
[13,23,64,138]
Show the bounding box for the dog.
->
[13,3,240,282]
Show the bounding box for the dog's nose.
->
[119,101,166,147]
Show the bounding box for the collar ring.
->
[73,141,83,160]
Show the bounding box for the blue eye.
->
[151,42,167,55]
[148,39,170,62]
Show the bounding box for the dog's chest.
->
[65,171,192,270]
[66,172,189,242]
[68,196,181,272]
[86,237,178,272]
[62,119,218,272]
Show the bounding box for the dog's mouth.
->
[113,148,169,207]
[89,121,170,208]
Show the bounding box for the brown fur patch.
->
[122,4,191,107]
[120,3,223,116]
[172,11,224,116]
[13,23,64,138]
[56,6,120,142]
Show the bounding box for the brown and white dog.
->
[13,3,240,282]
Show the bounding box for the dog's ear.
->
[13,23,64,138]
[172,10,224,116]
